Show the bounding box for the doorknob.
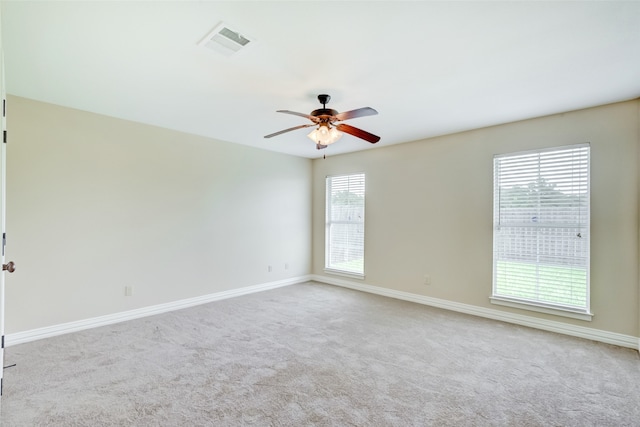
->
[2,261,15,273]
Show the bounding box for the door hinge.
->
[2,233,5,256]
[2,99,5,117]
[3,130,6,143]
[1,335,4,349]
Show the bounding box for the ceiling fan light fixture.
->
[307,123,343,145]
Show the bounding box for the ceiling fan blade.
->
[276,110,319,122]
[334,107,378,121]
[264,123,315,139]
[335,123,380,144]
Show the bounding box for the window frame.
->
[490,143,592,320]
[324,173,366,279]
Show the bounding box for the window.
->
[492,144,590,318]
[325,173,365,276]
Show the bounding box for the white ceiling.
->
[2,1,639,159]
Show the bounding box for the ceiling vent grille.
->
[199,23,253,56]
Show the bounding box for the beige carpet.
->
[1,282,639,426]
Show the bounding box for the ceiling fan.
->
[264,94,380,150]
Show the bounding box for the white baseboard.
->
[311,274,640,351]
[8,274,637,352]
[5,275,311,347]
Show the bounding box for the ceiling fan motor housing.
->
[311,108,339,122]
[312,95,336,122]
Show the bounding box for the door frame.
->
[0,35,7,398]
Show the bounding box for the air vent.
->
[199,23,253,56]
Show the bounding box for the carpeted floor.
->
[1,282,639,426]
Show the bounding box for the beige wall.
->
[5,95,639,340]
[5,96,312,333]
[313,100,640,337]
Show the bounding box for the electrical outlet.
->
[285,263,289,270]
[268,265,272,272]
[125,286,134,296]
[424,275,431,286]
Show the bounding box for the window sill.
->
[490,296,594,321]
[324,269,365,280]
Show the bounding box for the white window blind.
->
[492,144,590,314]
[326,173,365,276]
